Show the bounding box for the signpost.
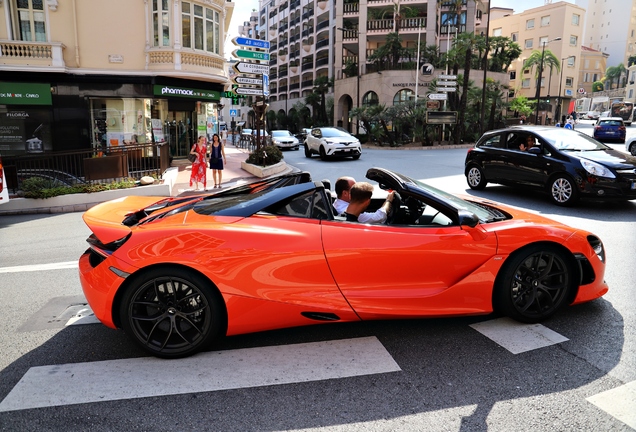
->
[436,87,457,92]
[234,87,265,96]
[233,37,270,50]
[233,62,270,75]
[426,111,458,124]
[428,93,448,100]
[232,49,269,61]
[232,76,263,85]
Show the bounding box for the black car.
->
[465,126,636,206]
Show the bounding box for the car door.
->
[320,218,498,319]
[503,134,553,187]
[475,132,510,182]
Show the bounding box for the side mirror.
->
[458,210,479,228]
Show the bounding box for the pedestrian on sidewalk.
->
[209,133,227,188]
[189,135,208,190]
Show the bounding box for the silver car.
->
[270,130,300,150]
[304,127,361,160]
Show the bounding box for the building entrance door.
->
[165,111,194,158]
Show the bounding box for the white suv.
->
[304,127,361,160]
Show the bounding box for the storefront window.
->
[0,106,52,155]
[89,98,161,153]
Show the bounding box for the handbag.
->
[188,153,197,163]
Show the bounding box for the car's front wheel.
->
[119,267,225,358]
[629,141,636,156]
[466,165,487,190]
[548,174,579,206]
[494,244,575,323]
[304,144,312,158]
[319,146,328,161]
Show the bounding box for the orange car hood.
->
[83,195,172,245]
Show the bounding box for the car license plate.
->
[607,131,615,134]
[344,148,350,152]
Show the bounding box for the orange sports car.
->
[79,168,608,358]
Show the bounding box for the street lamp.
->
[534,37,561,125]
[555,56,572,125]
[479,2,492,135]
[337,27,361,135]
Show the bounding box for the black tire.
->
[319,146,328,161]
[119,267,225,358]
[466,165,487,190]
[494,244,575,323]
[629,142,636,156]
[352,154,360,160]
[548,174,579,206]
[304,144,312,158]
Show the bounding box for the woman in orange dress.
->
[189,135,208,190]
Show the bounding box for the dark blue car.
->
[593,117,626,143]
[465,126,636,206]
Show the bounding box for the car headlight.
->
[581,159,616,178]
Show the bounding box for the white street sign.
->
[233,76,263,85]
[436,87,457,92]
[233,62,270,75]
[438,81,457,86]
[439,74,457,79]
[234,87,265,96]
[428,93,448,100]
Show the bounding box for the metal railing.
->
[2,142,170,193]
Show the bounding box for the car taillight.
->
[619,126,626,131]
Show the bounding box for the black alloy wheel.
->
[495,245,574,323]
[548,174,579,206]
[119,267,224,358]
[466,165,487,190]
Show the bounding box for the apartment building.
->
[578,45,609,95]
[577,0,636,69]
[0,0,234,159]
[491,1,588,123]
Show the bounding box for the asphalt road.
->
[0,146,635,431]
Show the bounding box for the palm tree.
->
[312,76,334,126]
[304,92,320,125]
[604,66,621,89]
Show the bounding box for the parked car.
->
[270,130,300,150]
[79,167,608,358]
[626,137,636,156]
[304,127,361,160]
[240,128,252,137]
[0,156,9,205]
[295,128,312,141]
[593,117,626,143]
[464,126,636,206]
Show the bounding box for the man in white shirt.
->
[333,176,394,223]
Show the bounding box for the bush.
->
[245,145,284,166]
[21,177,137,199]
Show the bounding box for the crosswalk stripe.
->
[587,381,636,429]
[0,336,401,412]
[0,261,78,274]
[470,317,569,354]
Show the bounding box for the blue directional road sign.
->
[233,37,270,50]
[263,74,269,98]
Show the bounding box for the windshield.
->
[272,131,291,137]
[384,172,499,222]
[538,129,610,151]
[321,128,352,138]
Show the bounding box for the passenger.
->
[520,135,536,151]
[333,176,394,223]
[343,182,375,222]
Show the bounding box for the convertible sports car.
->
[79,168,608,358]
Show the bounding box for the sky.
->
[224,0,578,58]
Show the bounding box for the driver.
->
[333,176,394,223]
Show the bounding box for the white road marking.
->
[0,336,401,412]
[0,261,78,274]
[470,317,569,354]
[587,381,636,429]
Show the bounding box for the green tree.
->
[509,96,535,118]
[312,76,334,126]
[304,92,320,125]
[592,81,604,92]
[605,65,621,89]
[368,32,411,70]
[628,55,636,67]
[522,49,560,81]
[487,36,522,72]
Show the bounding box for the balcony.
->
[279,69,288,78]
[302,79,313,88]
[279,85,288,93]
[317,19,329,31]
[302,61,313,71]
[302,9,314,20]
[344,2,359,15]
[289,82,300,90]
[316,57,328,67]
[316,39,330,50]
[290,0,300,9]
[0,40,66,69]
[147,49,225,76]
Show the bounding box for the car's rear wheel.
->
[466,165,487,190]
[629,142,636,156]
[119,267,225,358]
[548,174,579,206]
[319,146,328,161]
[304,144,312,158]
[494,244,575,323]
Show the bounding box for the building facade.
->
[577,0,636,69]
[491,1,589,123]
[0,0,234,159]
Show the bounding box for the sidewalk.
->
[169,142,256,196]
[0,142,257,216]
